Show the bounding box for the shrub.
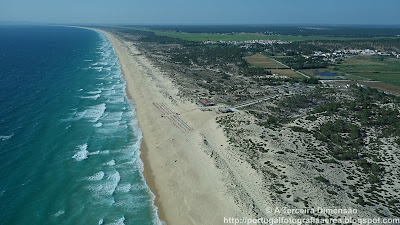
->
[315,176,329,184]
[290,126,309,133]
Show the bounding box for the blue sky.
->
[0,0,399,25]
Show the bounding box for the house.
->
[198,99,215,107]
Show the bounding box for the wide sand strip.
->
[99,30,243,224]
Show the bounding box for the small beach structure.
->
[197,98,215,107]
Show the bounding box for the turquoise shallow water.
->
[0,26,160,225]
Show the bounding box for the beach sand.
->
[98,30,244,225]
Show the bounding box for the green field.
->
[243,53,284,68]
[243,53,303,77]
[332,56,400,87]
[129,27,397,42]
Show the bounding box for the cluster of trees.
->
[314,120,362,160]
[313,102,342,115]
[278,56,329,69]
[279,94,314,109]
[169,45,245,66]
[356,158,383,184]
[348,87,400,138]
[241,65,272,77]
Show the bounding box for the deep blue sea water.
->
[0,26,161,225]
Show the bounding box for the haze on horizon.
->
[0,0,399,25]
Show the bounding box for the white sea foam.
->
[72,144,89,161]
[86,171,105,181]
[80,31,163,225]
[86,184,102,192]
[99,171,120,196]
[116,183,131,193]
[84,59,93,62]
[129,183,145,192]
[85,103,106,122]
[92,66,103,72]
[94,122,103,127]
[104,112,123,121]
[108,96,125,104]
[89,150,100,155]
[73,111,86,121]
[88,90,102,94]
[0,134,14,141]
[103,160,116,166]
[104,121,120,127]
[97,126,119,134]
[81,94,101,100]
[108,217,125,225]
[123,111,133,118]
[53,210,65,217]
[100,150,110,154]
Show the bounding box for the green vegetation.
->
[243,53,283,68]
[169,45,245,66]
[328,56,400,86]
[243,54,305,77]
[314,120,362,160]
[138,29,360,42]
[327,190,338,195]
[289,126,309,133]
[277,56,329,70]
[121,27,400,42]
[314,176,329,184]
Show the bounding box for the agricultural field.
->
[331,56,400,86]
[244,53,303,78]
[129,27,378,42]
[270,69,303,78]
[243,53,285,68]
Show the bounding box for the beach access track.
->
[153,102,193,133]
[232,94,291,109]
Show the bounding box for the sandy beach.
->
[97,30,247,225]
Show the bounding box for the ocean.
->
[0,26,161,225]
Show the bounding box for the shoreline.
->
[73,26,167,224]
[100,30,167,224]
[93,27,244,225]
[139,138,166,223]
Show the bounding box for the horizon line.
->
[1,21,400,27]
